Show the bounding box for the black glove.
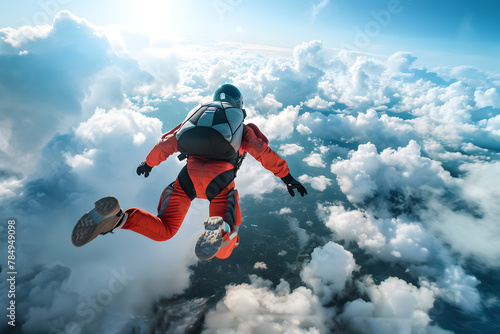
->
[281,174,308,197]
[136,161,152,178]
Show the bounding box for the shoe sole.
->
[72,196,122,247]
[195,216,224,261]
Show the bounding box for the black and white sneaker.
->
[72,196,126,247]
[195,216,233,261]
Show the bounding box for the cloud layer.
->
[204,275,333,334]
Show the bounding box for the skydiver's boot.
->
[72,196,128,247]
[195,216,237,261]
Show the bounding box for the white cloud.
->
[254,262,268,270]
[279,143,304,156]
[298,174,332,191]
[297,109,416,152]
[482,114,500,136]
[288,217,310,250]
[387,51,417,73]
[317,204,385,254]
[257,40,327,106]
[316,204,481,312]
[300,242,357,304]
[474,87,500,108]
[133,132,147,145]
[236,158,281,199]
[438,265,481,313]
[293,40,328,74]
[297,123,313,135]
[203,275,333,334]
[327,133,500,270]
[75,108,161,142]
[423,161,500,268]
[64,148,96,169]
[340,277,451,334]
[303,152,326,168]
[330,140,452,207]
[0,11,155,179]
[206,59,234,88]
[134,50,180,93]
[0,24,51,47]
[255,93,283,114]
[278,207,292,215]
[247,105,300,140]
[304,95,335,109]
[0,177,23,201]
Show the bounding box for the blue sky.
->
[1,0,499,71]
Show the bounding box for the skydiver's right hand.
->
[136,161,152,178]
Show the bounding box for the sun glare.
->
[129,0,177,40]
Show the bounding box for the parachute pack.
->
[176,101,246,163]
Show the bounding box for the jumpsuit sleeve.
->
[145,123,181,167]
[241,123,290,178]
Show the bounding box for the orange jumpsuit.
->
[121,123,290,259]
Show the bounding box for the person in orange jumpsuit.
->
[72,84,307,260]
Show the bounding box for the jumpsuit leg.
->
[121,178,192,241]
[208,182,241,259]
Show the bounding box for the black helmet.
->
[213,84,244,109]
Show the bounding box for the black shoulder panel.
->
[213,107,228,126]
[177,127,238,161]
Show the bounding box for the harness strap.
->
[177,166,197,201]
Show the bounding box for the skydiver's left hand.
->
[136,161,153,178]
[281,174,308,197]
